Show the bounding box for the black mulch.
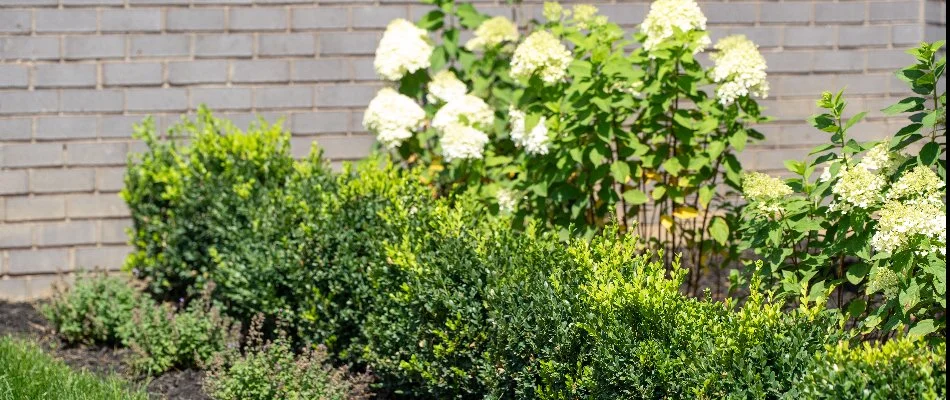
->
[0,300,209,400]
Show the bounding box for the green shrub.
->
[122,105,326,320]
[0,337,148,400]
[41,273,147,345]
[124,290,240,374]
[788,338,947,399]
[204,315,374,400]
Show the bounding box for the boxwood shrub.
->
[123,109,946,398]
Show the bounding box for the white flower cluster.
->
[640,0,710,53]
[427,70,467,104]
[710,35,769,106]
[871,200,946,257]
[496,189,518,213]
[858,142,906,174]
[742,172,792,214]
[510,31,573,84]
[830,165,886,211]
[887,165,946,206]
[440,124,490,162]
[432,94,494,131]
[508,108,551,155]
[572,4,607,29]
[362,88,426,149]
[374,19,433,81]
[465,16,519,52]
[432,94,494,161]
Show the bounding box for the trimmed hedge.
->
[123,109,947,398]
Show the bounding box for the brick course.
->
[1,0,946,299]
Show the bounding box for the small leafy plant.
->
[42,273,147,345]
[123,288,240,374]
[204,315,374,400]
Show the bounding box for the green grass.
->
[0,336,147,400]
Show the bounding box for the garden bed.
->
[0,300,209,400]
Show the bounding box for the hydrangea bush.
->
[363,0,770,293]
[738,41,947,339]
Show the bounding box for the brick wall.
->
[0,0,945,300]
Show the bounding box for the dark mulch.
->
[0,300,209,400]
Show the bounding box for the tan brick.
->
[66,194,130,218]
[75,246,130,271]
[5,196,66,222]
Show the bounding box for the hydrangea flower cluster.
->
[432,94,494,161]
[363,88,426,149]
[496,189,517,213]
[543,2,565,21]
[742,172,793,214]
[640,0,710,53]
[374,19,433,81]
[439,124,490,161]
[572,4,607,29]
[464,16,519,52]
[432,95,494,131]
[871,200,946,257]
[508,108,551,155]
[830,165,886,211]
[887,165,945,205]
[510,31,573,84]
[710,35,769,106]
[866,266,900,299]
[426,70,467,104]
[858,142,906,174]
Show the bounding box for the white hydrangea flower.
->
[508,108,550,155]
[426,70,467,104]
[572,4,606,29]
[496,189,518,213]
[431,94,494,132]
[464,16,519,52]
[742,172,792,214]
[710,35,769,106]
[440,123,490,161]
[640,0,709,53]
[831,165,886,211]
[819,165,835,182]
[543,2,566,21]
[374,19,434,81]
[858,142,907,175]
[871,200,946,257]
[510,31,573,84]
[362,88,426,149]
[887,165,946,206]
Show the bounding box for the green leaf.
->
[881,97,926,115]
[846,263,870,285]
[662,158,684,176]
[919,142,939,165]
[623,189,648,205]
[921,110,940,127]
[709,217,729,246]
[417,10,445,30]
[698,186,714,208]
[611,161,630,182]
[842,111,867,132]
[729,130,748,152]
[652,186,667,200]
[784,160,806,175]
[847,298,866,318]
[908,319,937,337]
